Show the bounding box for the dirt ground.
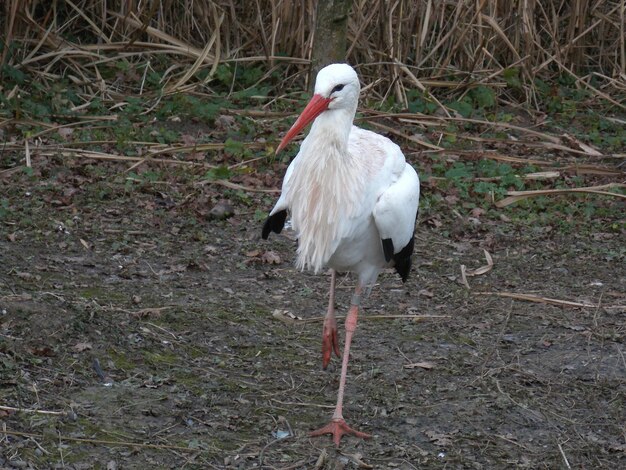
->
[1,157,624,469]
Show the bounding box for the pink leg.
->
[321,270,340,369]
[311,283,371,446]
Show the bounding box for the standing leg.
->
[321,270,340,369]
[311,282,371,446]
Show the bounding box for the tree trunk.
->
[309,0,352,91]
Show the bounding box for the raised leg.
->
[311,283,371,446]
[321,270,340,369]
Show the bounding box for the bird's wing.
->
[372,162,420,260]
[269,153,300,216]
[262,154,300,239]
[347,127,420,253]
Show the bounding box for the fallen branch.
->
[496,183,626,207]
[428,171,561,183]
[0,405,68,416]
[1,429,197,452]
[461,249,494,289]
[197,179,280,194]
[475,291,597,308]
[272,311,449,324]
[35,149,216,167]
[366,120,443,151]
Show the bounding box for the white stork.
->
[262,63,420,446]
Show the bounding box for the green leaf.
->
[0,198,10,219]
[448,98,473,118]
[445,163,473,180]
[215,64,233,86]
[254,209,267,222]
[224,138,245,157]
[470,86,496,109]
[503,68,521,89]
[474,181,497,194]
[238,67,264,87]
[2,65,26,84]
[407,90,438,114]
[204,166,231,180]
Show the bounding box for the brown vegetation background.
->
[2,0,625,106]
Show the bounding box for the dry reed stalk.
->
[0,0,20,67]
[1,1,624,192]
[32,149,218,167]
[202,179,281,194]
[24,139,31,167]
[383,112,625,158]
[366,120,443,151]
[1,429,199,452]
[0,405,68,416]
[619,2,626,77]
[272,309,448,324]
[372,111,574,151]
[496,183,626,207]
[475,292,598,309]
[3,0,624,103]
[428,171,561,184]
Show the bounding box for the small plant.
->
[431,159,527,206]
[469,86,496,109]
[224,138,252,159]
[204,166,231,181]
[406,90,438,114]
[446,86,496,118]
[503,67,522,89]
[448,96,473,118]
[0,198,10,219]
[157,94,223,125]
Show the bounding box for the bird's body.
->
[262,64,420,445]
[271,124,415,280]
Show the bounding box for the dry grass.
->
[2,0,625,106]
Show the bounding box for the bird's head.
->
[276,63,360,154]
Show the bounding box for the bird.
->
[262,63,420,446]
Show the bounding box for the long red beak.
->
[276,94,332,154]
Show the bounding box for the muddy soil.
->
[1,160,624,469]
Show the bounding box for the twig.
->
[366,120,443,151]
[475,292,597,309]
[0,405,67,416]
[496,183,626,207]
[272,313,450,324]
[1,429,199,452]
[259,435,293,467]
[557,441,572,469]
[197,179,281,194]
[30,436,52,455]
[460,265,471,290]
[479,301,513,379]
[270,399,334,409]
[24,139,31,167]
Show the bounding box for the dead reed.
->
[2,0,624,106]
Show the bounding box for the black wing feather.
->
[382,238,394,262]
[381,236,415,282]
[392,236,414,283]
[262,210,287,239]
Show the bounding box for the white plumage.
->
[267,64,419,285]
[262,63,420,446]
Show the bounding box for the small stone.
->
[8,460,28,468]
[208,201,234,220]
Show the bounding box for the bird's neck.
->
[306,107,355,160]
[286,105,363,273]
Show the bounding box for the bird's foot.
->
[310,418,371,446]
[321,317,341,369]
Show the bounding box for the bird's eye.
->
[331,84,345,94]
